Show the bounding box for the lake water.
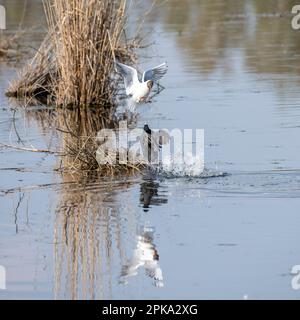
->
[1,0,300,299]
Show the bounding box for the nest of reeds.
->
[54,107,146,175]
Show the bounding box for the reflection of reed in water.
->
[54,176,169,298]
[146,0,300,82]
[54,176,137,300]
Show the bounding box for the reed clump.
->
[7,0,147,175]
[6,0,140,108]
[6,36,56,103]
[24,106,145,175]
[55,108,146,175]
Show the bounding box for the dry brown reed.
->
[55,107,145,175]
[6,36,56,102]
[7,0,140,108]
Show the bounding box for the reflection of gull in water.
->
[120,227,164,288]
[116,62,168,110]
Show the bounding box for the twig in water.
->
[14,193,25,234]
[11,109,25,144]
[0,142,62,155]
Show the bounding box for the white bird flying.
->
[116,61,168,105]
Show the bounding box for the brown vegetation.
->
[7,0,140,108]
[6,0,147,175]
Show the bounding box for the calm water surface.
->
[1,0,300,299]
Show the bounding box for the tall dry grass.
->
[7,0,140,108]
[45,0,133,107]
[6,36,56,103]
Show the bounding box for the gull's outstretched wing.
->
[116,62,139,95]
[142,62,168,83]
[145,260,164,287]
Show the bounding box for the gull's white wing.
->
[142,62,168,83]
[145,260,164,288]
[121,250,144,278]
[116,62,139,95]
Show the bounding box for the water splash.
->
[159,152,204,177]
[157,152,226,178]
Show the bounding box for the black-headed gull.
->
[116,61,168,104]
